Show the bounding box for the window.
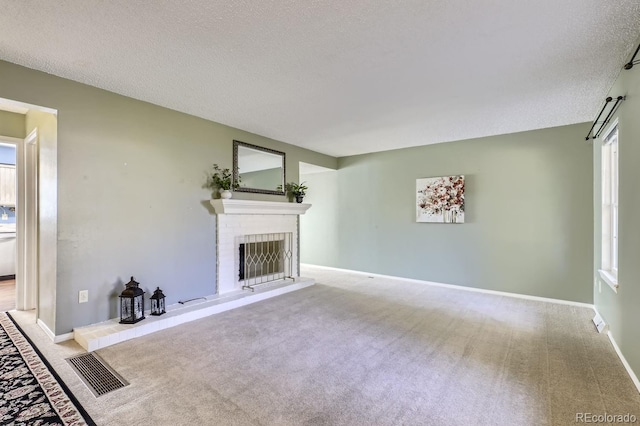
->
[599,122,618,292]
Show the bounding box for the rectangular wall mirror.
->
[233,140,286,195]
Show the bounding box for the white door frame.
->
[20,129,38,311]
[1,132,38,313]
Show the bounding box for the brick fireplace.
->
[210,199,311,294]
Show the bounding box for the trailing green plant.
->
[204,164,239,191]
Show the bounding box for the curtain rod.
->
[585,96,624,141]
[594,96,624,139]
[583,43,636,141]
[624,43,640,70]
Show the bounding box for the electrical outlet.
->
[599,280,602,293]
[1,213,7,221]
[79,290,88,303]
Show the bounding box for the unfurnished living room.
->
[1,1,640,425]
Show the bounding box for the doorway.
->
[0,132,38,313]
[298,162,338,268]
[0,140,17,311]
[0,98,44,316]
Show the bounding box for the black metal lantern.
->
[150,287,166,316]
[119,276,145,324]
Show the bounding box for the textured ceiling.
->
[0,1,639,157]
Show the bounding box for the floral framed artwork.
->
[416,175,465,223]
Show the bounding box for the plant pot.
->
[220,190,233,199]
[295,195,304,203]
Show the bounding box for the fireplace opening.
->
[238,240,284,280]
[238,232,293,290]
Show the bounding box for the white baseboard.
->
[591,308,640,395]
[302,263,594,309]
[37,319,55,341]
[53,331,75,343]
[606,330,640,394]
[37,319,74,343]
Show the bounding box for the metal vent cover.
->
[67,352,129,397]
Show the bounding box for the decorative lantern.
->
[150,287,166,316]
[119,276,145,324]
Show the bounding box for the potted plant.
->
[205,164,239,199]
[283,181,308,203]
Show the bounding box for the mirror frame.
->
[233,140,286,195]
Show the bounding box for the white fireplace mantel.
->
[210,199,311,215]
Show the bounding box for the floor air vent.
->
[67,352,129,397]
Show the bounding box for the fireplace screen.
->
[239,232,293,290]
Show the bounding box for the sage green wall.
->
[304,123,593,303]
[0,110,25,139]
[0,60,336,334]
[300,170,339,266]
[593,57,640,379]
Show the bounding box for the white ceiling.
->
[0,1,638,157]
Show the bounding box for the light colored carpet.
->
[12,267,640,425]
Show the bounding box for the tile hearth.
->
[74,278,314,352]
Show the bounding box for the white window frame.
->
[598,120,619,293]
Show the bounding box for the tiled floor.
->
[0,279,15,311]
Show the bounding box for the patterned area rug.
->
[0,312,95,425]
